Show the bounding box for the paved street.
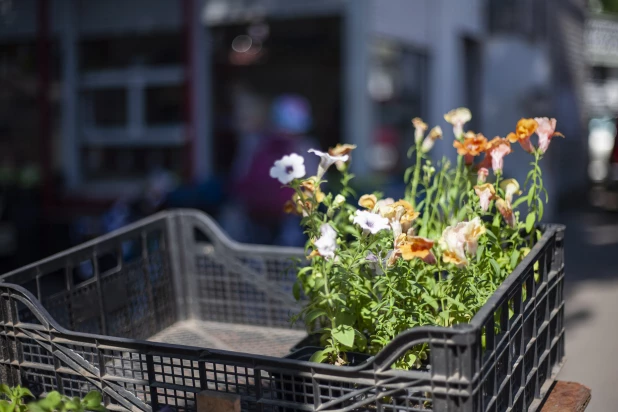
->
[555,205,618,411]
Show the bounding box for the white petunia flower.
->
[314,223,337,259]
[308,149,349,179]
[269,153,306,184]
[353,210,391,235]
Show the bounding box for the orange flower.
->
[388,234,435,265]
[507,118,538,153]
[358,194,377,210]
[453,132,488,164]
[399,236,436,263]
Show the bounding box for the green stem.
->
[410,143,423,208]
[451,155,464,220]
[528,150,542,246]
[494,170,502,195]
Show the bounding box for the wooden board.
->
[540,381,591,412]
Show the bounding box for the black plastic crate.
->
[0,209,565,412]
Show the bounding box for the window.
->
[76,32,186,182]
[487,0,548,40]
[369,38,429,173]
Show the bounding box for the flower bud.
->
[333,194,346,209]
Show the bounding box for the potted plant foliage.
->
[268,109,564,368]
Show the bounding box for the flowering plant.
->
[271,110,563,368]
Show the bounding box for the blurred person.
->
[223,94,318,246]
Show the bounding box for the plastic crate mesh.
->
[0,211,565,412]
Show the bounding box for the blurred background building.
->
[0,0,592,264]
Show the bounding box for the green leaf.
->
[476,244,485,263]
[525,212,536,234]
[404,166,413,183]
[0,401,11,412]
[65,399,82,412]
[305,308,327,324]
[439,311,451,326]
[335,310,355,327]
[82,392,102,408]
[0,386,9,398]
[292,281,301,301]
[354,329,368,350]
[511,196,527,209]
[407,146,415,159]
[538,199,544,221]
[332,325,355,348]
[25,404,45,412]
[39,392,62,410]
[445,296,466,311]
[492,213,501,228]
[527,185,536,206]
[509,250,521,269]
[309,349,328,363]
[490,259,501,278]
[17,388,32,400]
[421,293,439,310]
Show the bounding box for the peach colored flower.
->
[507,118,538,153]
[421,126,443,153]
[412,117,428,144]
[534,117,564,154]
[393,200,420,225]
[328,143,356,171]
[440,217,485,267]
[500,178,521,204]
[474,183,496,212]
[328,143,357,157]
[477,167,489,184]
[496,198,516,228]
[358,194,377,210]
[463,217,486,256]
[444,107,472,138]
[486,137,511,173]
[400,209,420,234]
